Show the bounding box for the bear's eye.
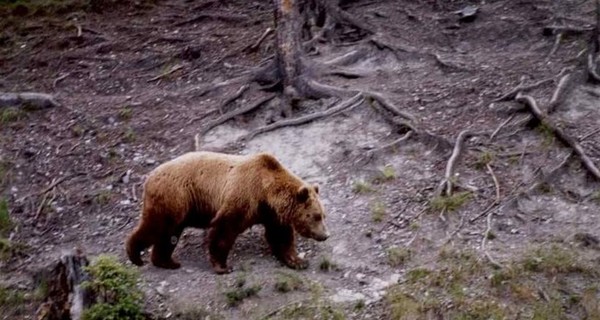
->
[313,214,322,222]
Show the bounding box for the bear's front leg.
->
[265,224,308,270]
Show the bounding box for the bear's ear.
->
[313,184,319,194]
[296,186,310,203]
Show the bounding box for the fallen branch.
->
[516,92,600,180]
[0,92,60,109]
[243,93,364,141]
[436,130,473,196]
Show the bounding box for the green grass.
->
[352,180,374,194]
[0,107,24,123]
[224,284,261,307]
[475,151,495,169]
[386,246,411,267]
[123,127,136,143]
[117,106,133,120]
[372,165,396,184]
[274,271,304,293]
[385,244,600,320]
[319,256,338,272]
[371,200,386,223]
[429,191,471,212]
[0,198,11,237]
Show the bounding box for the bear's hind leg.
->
[265,224,308,270]
[150,226,184,269]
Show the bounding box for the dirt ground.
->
[2,0,600,319]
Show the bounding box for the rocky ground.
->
[2,0,600,319]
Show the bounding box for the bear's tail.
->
[125,227,150,266]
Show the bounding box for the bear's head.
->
[292,184,329,241]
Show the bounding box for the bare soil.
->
[2,0,600,319]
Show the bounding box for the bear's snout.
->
[314,232,329,241]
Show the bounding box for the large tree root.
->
[515,92,600,180]
[0,92,60,109]
[436,130,474,197]
[243,93,363,140]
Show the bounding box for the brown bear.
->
[125,151,329,274]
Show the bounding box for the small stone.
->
[120,199,132,206]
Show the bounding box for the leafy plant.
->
[81,255,144,320]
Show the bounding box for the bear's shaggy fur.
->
[125,151,329,274]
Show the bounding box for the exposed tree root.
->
[490,114,516,141]
[516,92,600,180]
[245,27,274,52]
[588,0,600,81]
[436,130,473,196]
[173,13,249,27]
[194,94,276,146]
[493,73,564,102]
[482,210,503,269]
[243,93,363,141]
[0,92,60,109]
[219,84,251,114]
[547,72,573,113]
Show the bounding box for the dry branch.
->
[0,92,60,109]
[486,163,501,203]
[515,92,600,180]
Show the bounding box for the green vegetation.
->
[118,106,133,120]
[372,165,396,184]
[386,246,411,267]
[224,276,261,307]
[123,127,136,143]
[1,107,24,123]
[81,255,144,320]
[370,200,386,222]
[264,282,345,319]
[475,151,494,169]
[0,198,11,236]
[319,256,337,272]
[94,190,111,205]
[351,180,374,194]
[429,191,471,212]
[385,244,600,319]
[274,271,304,293]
